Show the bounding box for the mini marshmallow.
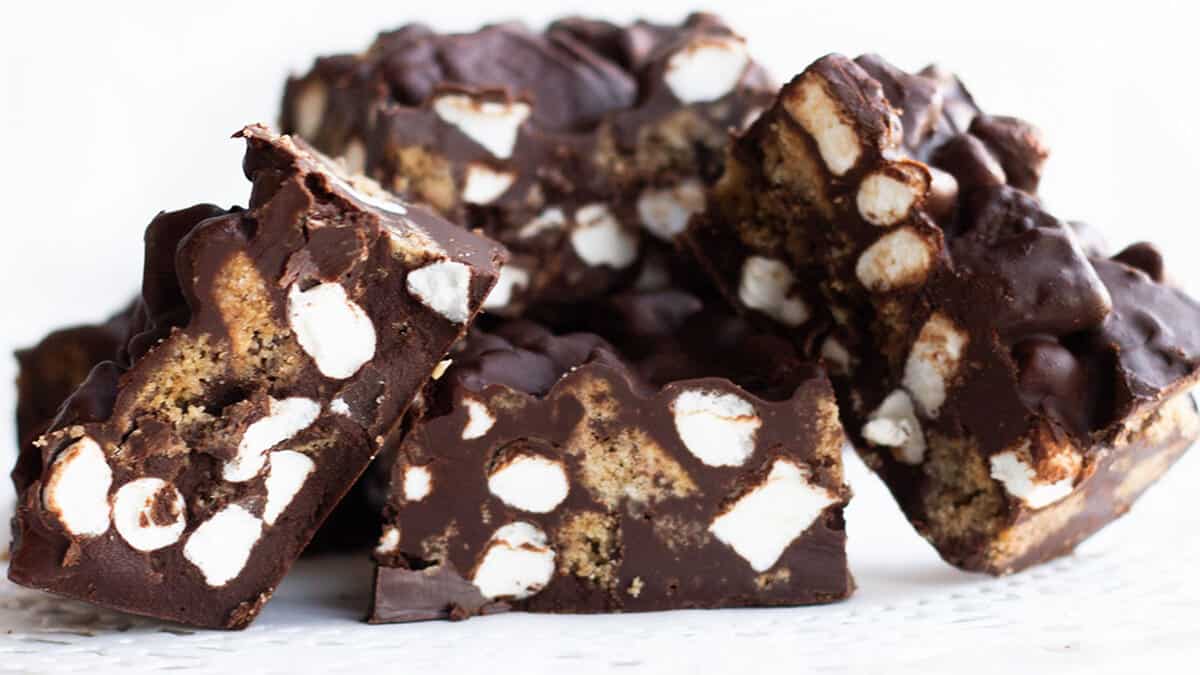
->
[857,169,926,227]
[636,180,706,241]
[517,207,566,239]
[112,478,186,552]
[375,526,401,556]
[292,80,327,140]
[224,397,320,483]
[471,522,556,600]
[403,465,432,502]
[482,265,531,311]
[737,256,810,326]
[407,260,473,323]
[784,77,861,176]
[42,437,112,537]
[855,227,935,292]
[672,389,762,467]
[287,282,378,379]
[902,313,967,418]
[262,450,316,525]
[487,455,570,513]
[570,204,639,269]
[820,336,853,374]
[432,94,531,159]
[462,397,496,440]
[461,163,516,205]
[663,36,750,104]
[709,459,837,572]
[989,450,1076,509]
[183,505,264,587]
[862,390,926,464]
[340,138,367,176]
[330,398,351,417]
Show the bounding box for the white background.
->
[2,1,1199,672]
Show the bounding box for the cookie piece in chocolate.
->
[8,125,505,628]
[686,53,1200,574]
[280,13,773,316]
[369,321,850,622]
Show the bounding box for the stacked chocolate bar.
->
[10,14,1198,629]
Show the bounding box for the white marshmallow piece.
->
[709,460,837,572]
[112,478,186,552]
[570,204,639,269]
[636,179,706,241]
[855,227,935,292]
[340,138,367,176]
[672,389,762,467]
[862,389,926,465]
[42,437,112,537]
[403,465,432,502]
[857,170,924,227]
[482,265,531,311]
[432,94,531,159]
[375,525,401,556]
[262,450,315,525]
[224,397,320,483]
[462,397,497,440]
[292,81,327,140]
[989,450,1076,509]
[902,313,967,418]
[287,282,378,380]
[737,256,810,326]
[820,336,853,374]
[785,78,861,176]
[517,207,566,239]
[664,36,750,104]
[330,398,351,417]
[471,522,556,600]
[407,260,473,324]
[461,163,516,205]
[183,505,264,587]
[487,455,570,513]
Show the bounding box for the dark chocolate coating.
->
[14,305,135,456]
[369,321,850,622]
[8,126,505,629]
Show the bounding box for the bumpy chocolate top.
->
[733,54,1200,448]
[445,321,623,398]
[282,13,773,314]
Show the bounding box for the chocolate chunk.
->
[953,186,1112,340]
[368,320,851,622]
[7,126,505,629]
[968,114,1050,193]
[1111,242,1164,283]
[930,133,1007,192]
[685,52,1200,575]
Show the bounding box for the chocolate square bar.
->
[369,317,850,623]
[280,13,772,315]
[686,54,1200,574]
[8,126,505,628]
